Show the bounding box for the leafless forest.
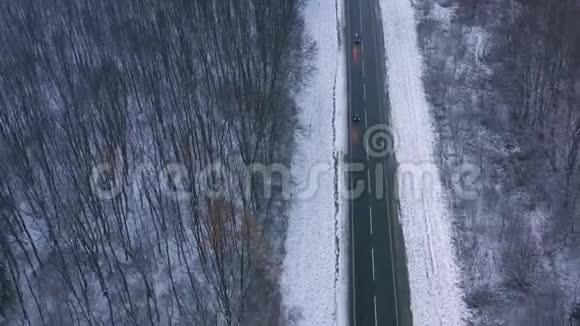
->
[0,0,314,325]
[416,0,580,324]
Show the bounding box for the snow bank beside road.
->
[378,0,469,324]
[281,0,348,325]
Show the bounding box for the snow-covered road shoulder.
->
[281,0,348,325]
[378,0,469,324]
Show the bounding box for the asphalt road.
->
[346,0,413,325]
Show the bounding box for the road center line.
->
[363,84,366,100]
[364,109,368,129]
[373,295,378,326]
[369,205,373,235]
[371,247,376,281]
[358,1,363,31]
[362,56,365,75]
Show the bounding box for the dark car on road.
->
[352,115,361,145]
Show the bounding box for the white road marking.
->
[359,1,363,31]
[363,108,368,129]
[362,55,366,75]
[369,205,373,235]
[374,295,378,326]
[371,247,376,281]
[363,84,367,100]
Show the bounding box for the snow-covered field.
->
[281,0,348,325]
[378,0,469,325]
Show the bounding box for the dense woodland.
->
[417,0,580,324]
[0,0,313,325]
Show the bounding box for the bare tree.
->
[0,0,312,324]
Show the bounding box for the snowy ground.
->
[280,0,348,325]
[378,0,469,325]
